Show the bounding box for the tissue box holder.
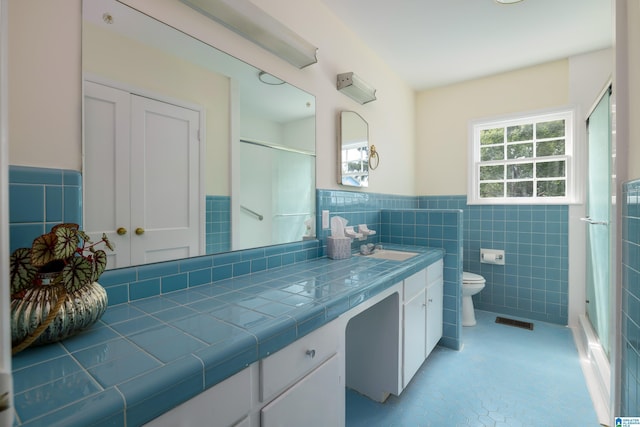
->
[327,236,351,260]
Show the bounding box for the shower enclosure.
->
[585,85,612,358]
[234,139,315,251]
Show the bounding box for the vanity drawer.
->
[260,319,340,402]
[403,269,427,302]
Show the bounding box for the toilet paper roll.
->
[483,253,497,263]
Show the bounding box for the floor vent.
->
[495,316,534,330]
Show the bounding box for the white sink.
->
[359,249,419,261]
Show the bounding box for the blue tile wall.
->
[380,209,464,350]
[8,170,565,351]
[316,189,417,253]
[9,166,82,252]
[7,166,321,307]
[419,195,569,325]
[206,195,231,254]
[622,179,640,416]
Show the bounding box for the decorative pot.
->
[11,281,108,348]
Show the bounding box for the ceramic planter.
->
[11,281,108,347]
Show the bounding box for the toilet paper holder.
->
[480,248,505,265]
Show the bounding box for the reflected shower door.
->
[236,140,315,251]
[585,86,612,357]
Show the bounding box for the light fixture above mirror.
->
[180,0,318,68]
[337,72,377,104]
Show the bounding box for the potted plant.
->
[9,223,114,354]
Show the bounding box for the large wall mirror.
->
[82,0,316,269]
[339,111,369,187]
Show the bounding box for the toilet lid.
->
[463,272,485,283]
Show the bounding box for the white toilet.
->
[462,272,486,326]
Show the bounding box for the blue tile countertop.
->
[11,245,444,427]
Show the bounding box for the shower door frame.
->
[584,85,613,358]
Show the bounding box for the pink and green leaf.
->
[10,248,37,294]
[61,256,93,292]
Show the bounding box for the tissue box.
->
[327,236,352,260]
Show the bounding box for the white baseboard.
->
[572,314,611,426]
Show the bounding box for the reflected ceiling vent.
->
[337,72,377,104]
[180,0,318,68]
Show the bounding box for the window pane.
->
[507,181,533,197]
[480,128,503,145]
[507,124,533,142]
[536,119,565,139]
[537,139,565,156]
[481,146,504,161]
[537,180,566,197]
[507,163,533,179]
[480,182,503,198]
[536,160,565,178]
[480,165,504,180]
[507,143,533,159]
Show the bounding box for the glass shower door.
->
[585,87,612,357]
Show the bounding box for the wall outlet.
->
[322,210,330,229]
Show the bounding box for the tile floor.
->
[346,310,601,427]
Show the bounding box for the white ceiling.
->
[319,0,613,90]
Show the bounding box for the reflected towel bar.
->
[241,205,264,221]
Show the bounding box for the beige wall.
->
[8,1,82,170]
[415,60,570,196]
[8,0,417,195]
[627,0,640,178]
[83,22,230,196]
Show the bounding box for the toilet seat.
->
[463,272,485,283]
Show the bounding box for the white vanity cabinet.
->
[259,318,344,427]
[144,364,255,427]
[402,260,444,389]
[260,354,342,427]
[345,258,444,402]
[425,261,444,356]
[402,269,428,387]
[146,319,344,427]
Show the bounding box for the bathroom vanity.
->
[147,256,444,427]
[11,246,445,427]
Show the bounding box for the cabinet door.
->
[402,289,426,388]
[84,81,132,268]
[426,279,443,357]
[261,353,343,427]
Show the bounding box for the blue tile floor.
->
[346,310,601,427]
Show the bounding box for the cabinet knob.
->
[306,349,316,358]
[428,298,433,303]
[116,227,127,235]
[135,227,145,235]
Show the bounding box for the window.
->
[341,142,369,186]
[468,109,576,204]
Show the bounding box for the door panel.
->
[585,87,611,357]
[83,82,131,268]
[130,95,201,265]
[403,289,426,388]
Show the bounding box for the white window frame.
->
[468,107,578,205]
